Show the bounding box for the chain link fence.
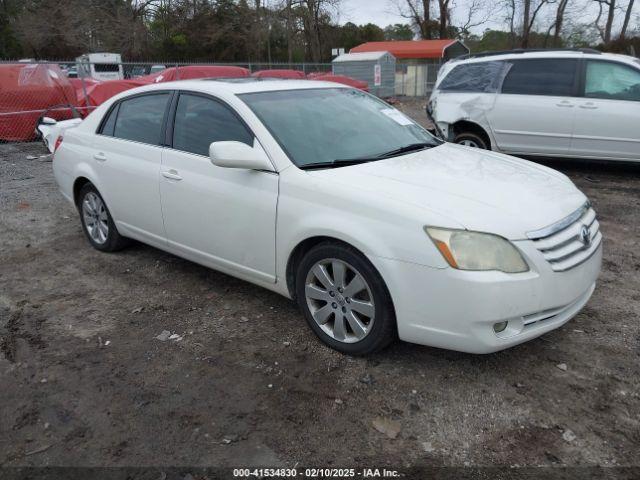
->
[0,60,334,143]
[0,59,436,143]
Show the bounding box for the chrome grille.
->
[527,202,602,272]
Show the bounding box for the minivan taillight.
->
[53,135,63,152]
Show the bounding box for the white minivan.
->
[429,49,640,162]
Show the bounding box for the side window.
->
[172,93,253,156]
[439,61,506,93]
[585,61,640,102]
[113,93,171,145]
[501,59,578,96]
[99,104,119,136]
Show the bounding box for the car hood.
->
[307,143,587,239]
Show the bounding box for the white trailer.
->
[75,53,124,81]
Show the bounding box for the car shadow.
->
[521,155,640,176]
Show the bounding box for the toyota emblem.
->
[580,225,591,246]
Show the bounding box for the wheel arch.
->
[285,235,390,305]
[451,120,492,149]
[286,236,345,301]
[73,176,92,207]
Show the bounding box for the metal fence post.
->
[80,75,89,116]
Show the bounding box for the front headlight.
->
[425,227,529,273]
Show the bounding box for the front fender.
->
[275,169,456,294]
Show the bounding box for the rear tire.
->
[77,183,129,252]
[453,131,489,149]
[295,242,396,355]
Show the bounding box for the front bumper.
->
[372,241,602,354]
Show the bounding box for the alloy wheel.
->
[304,258,375,343]
[459,139,480,148]
[82,192,109,244]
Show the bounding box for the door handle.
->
[579,103,598,109]
[93,152,107,162]
[555,101,574,108]
[162,169,183,181]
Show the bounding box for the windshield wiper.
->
[298,158,378,170]
[372,142,434,159]
[298,142,435,171]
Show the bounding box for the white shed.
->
[332,51,396,98]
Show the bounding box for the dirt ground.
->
[1,104,639,475]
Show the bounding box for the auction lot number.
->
[233,468,400,478]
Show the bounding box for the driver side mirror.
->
[40,116,57,126]
[209,141,274,171]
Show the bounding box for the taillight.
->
[53,135,63,152]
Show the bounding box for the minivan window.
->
[585,61,640,102]
[501,59,578,96]
[439,61,506,93]
[94,63,120,73]
[113,93,170,145]
[172,93,253,156]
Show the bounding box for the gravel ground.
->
[1,106,639,475]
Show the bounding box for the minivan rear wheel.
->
[454,132,488,149]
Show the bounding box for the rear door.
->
[487,58,580,156]
[159,91,278,283]
[91,91,171,248]
[569,59,640,160]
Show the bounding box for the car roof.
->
[126,79,349,96]
[447,50,639,68]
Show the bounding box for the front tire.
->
[295,242,396,355]
[77,183,128,252]
[453,131,489,149]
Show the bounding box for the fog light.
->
[493,321,508,333]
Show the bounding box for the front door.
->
[570,59,640,160]
[487,58,579,156]
[159,92,278,283]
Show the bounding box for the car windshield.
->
[240,88,440,168]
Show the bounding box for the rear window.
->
[112,93,170,145]
[501,59,578,96]
[99,104,119,136]
[94,63,120,73]
[439,61,507,93]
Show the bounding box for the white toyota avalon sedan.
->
[51,79,602,355]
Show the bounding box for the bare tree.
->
[437,0,451,38]
[521,0,553,47]
[503,0,518,47]
[295,0,339,62]
[552,0,570,44]
[285,0,294,62]
[619,0,636,39]
[457,0,497,35]
[396,0,435,39]
[594,0,616,42]
[542,0,569,46]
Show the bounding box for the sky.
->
[335,0,505,35]
[336,0,406,27]
[334,0,637,39]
